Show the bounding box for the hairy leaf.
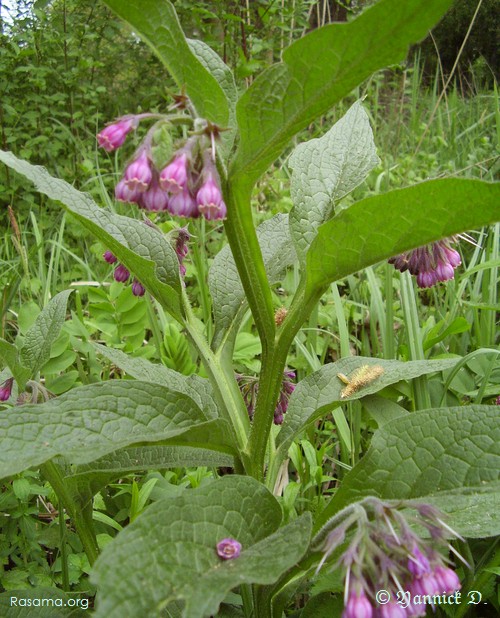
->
[65,445,235,498]
[103,0,229,128]
[277,357,460,455]
[305,178,500,291]
[231,0,453,186]
[209,214,296,349]
[187,38,237,158]
[0,150,183,321]
[289,101,379,261]
[94,343,218,419]
[20,290,72,376]
[0,381,232,478]
[91,476,312,618]
[315,405,500,533]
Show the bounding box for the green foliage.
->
[91,476,312,618]
[0,0,499,615]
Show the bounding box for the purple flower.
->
[433,565,461,593]
[343,588,372,618]
[216,538,241,560]
[389,239,461,288]
[407,545,431,577]
[97,117,135,152]
[172,227,190,278]
[115,178,143,204]
[168,190,199,218]
[0,378,14,402]
[103,250,117,264]
[141,176,169,212]
[159,153,189,194]
[378,602,406,618]
[124,151,152,193]
[131,279,145,297]
[196,173,226,220]
[114,264,130,283]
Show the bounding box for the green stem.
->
[182,288,250,459]
[41,461,99,566]
[224,180,275,345]
[59,500,70,591]
[400,271,431,409]
[249,281,325,481]
[191,218,213,342]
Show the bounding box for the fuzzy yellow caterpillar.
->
[337,364,384,399]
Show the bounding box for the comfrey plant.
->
[0,0,499,616]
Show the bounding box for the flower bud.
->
[196,174,226,220]
[168,190,199,218]
[97,117,135,152]
[343,589,372,618]
[124,151,152,193]
[0,378,14,402]
[141,177,169,212]
[433,566,461,593]
[114,264,130,283]
[103,250,117,264]
[159,153,189,194]
[216,538,242,560]
[131,279,145,297]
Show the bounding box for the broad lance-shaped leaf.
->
[0,150,183,321]
[209,214,296,350]
[231,0,453,186]
[20,289,72,376]
[91,475,312,618]
[277,356,460,456]
[305,178,500,291]
[103,0,229,129]
[0,339,30,391]
[93,343,218,420]
[289,101,379,262]
[408,482,500,539]
[187,39,237,159]
[0,381,234,478]
[314,405,500,535]
[64,446,235,500]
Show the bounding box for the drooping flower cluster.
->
[317,498,464,618]
[97,105,226,220]
[103,225,190,296]
[237,370,296,425]
[389,239,461,288]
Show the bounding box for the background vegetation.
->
[0,0,498,612]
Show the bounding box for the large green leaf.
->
[0,380,232,478]
[91,476,312,618]
[315,405,500,534]
[231,0,453,186]
[20,290,72,376]
[277,356,460,455]
[103,0,229,129]
[0,150,183,321]
[289,101,379,262]
[93,343,218,419]
[64,445,235,499]
[209,214,296,350]
[305,178,500,291]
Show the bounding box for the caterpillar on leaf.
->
[337,364,384,399]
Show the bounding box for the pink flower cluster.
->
[97,117,226,220]
[318,499,463,618]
